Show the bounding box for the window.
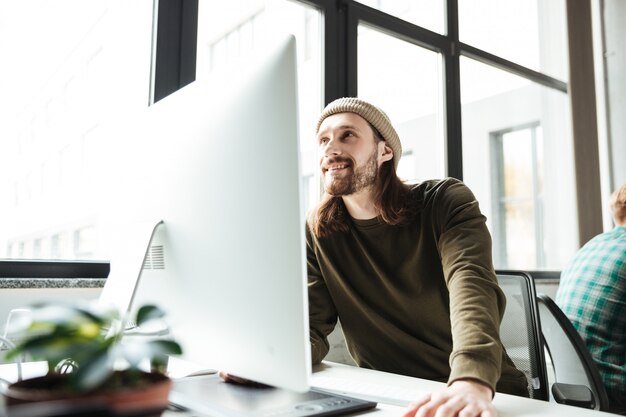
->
[356,0,445,34]
[491,123,545,269]
[0,1,155,260]
[458,0,567,80]
[460,57,575,269]
[357,24,444,182]
[0,0,595,273]
[74,226,97,259]
[197,0,323,213]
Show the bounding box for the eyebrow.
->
[336,124,361,132]
[317,124,362,137]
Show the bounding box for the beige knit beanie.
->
[316,97,402,170]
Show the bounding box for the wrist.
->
[450,378,494,398]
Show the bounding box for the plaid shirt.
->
[556,226,626,405]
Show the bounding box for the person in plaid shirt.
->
[556,183,626,414]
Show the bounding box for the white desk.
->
[309,361,613,417]
[0,361,615,417]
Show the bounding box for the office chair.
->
[496,270,549,400]
[536,293,610,410]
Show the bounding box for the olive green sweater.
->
[307,178,528,396]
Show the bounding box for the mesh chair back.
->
[537,293,610,410]
[496,270,549,400]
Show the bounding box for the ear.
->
[377,142,393,166]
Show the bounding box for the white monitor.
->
[111,35,310,392]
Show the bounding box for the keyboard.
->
[170,374,377,417]
[311,375,425,407]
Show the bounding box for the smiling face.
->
[317,112,393,197]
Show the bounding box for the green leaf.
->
[135,305,166,327]
[148,339,183,356]
[72,342,115,391]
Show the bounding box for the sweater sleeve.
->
[434,179,505,392]
[305,223,339,365]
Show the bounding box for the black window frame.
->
[151,0,199,104]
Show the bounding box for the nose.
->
[323,137,341,157]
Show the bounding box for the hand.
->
[218,371,271,388]
[218,371,249,384]
[402,379,496,417]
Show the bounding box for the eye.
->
[318,136,329,145]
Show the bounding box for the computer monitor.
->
[100,35,376,417]
[108,35,309,392]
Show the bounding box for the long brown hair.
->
[309,148,413,238]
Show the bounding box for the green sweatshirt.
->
[307,178,528,396]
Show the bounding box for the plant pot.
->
[3,370,172,417]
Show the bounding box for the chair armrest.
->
[551,382,595,409]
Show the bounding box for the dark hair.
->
[309,126,413,238]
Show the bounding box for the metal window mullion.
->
[444,52,462,180]
[345,2,358,97]
[315,0,343,103]
[319,0,355,102]
[152,0,199,104]
[445,0,462,180]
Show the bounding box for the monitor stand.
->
[169,374,377,417]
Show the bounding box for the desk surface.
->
[310,362,614,417]
[0,360,614,417]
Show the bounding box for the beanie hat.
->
[316,97,402,170]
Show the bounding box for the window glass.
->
[458,0,568,81]
[0,0,154,260]
[356,0,444,34]
[492,125,545,269]
[196,0,323,212]
[357,24,444,183]
[460,57,576,270]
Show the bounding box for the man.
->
[556,183,626,414]
[306,97,528,417]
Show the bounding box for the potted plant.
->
[2,302,182,416]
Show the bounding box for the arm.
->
[437,179,504,390]
[306,224,339,364]
[406,179,503,417]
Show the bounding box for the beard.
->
[324,150,378,196]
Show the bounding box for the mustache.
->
[322,156,354,169]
